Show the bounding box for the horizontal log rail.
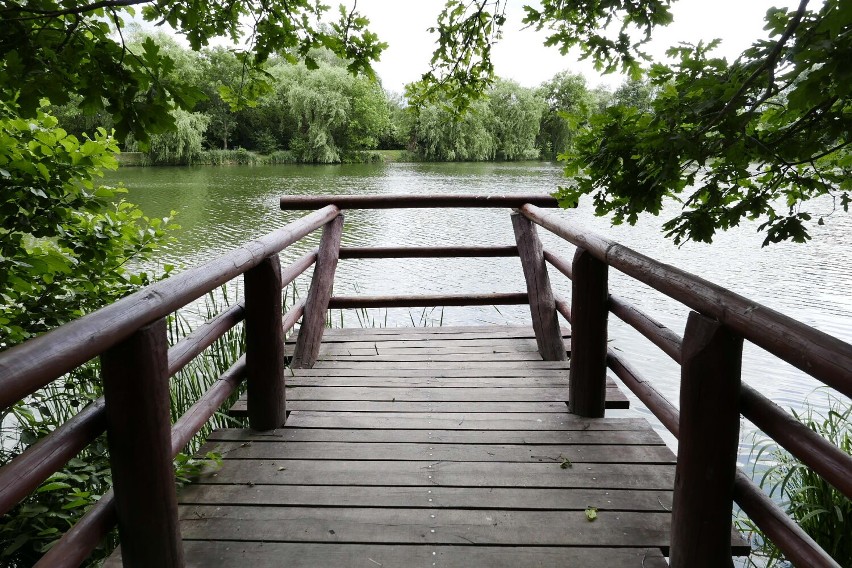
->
[280,193,560,210]
[328,293,529,309]
[339,245,519,259]
[524,204,852,399]
[0,206,339,410]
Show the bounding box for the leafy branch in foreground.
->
[558,0,851,245]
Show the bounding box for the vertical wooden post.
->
[568,247,609,417]
[244,254,286,430]
[511,212,566,361]
[292,214,344,368]
[101,318,184,568]
[670,312,742,568]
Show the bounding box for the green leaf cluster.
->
[0,101,176,348]
[558,0,851,245]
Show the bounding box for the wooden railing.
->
[0,193,849,567]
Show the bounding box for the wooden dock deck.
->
[116,326,687,567]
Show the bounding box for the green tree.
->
[536,71,596,159]
[1,0,386,143]
[411,95,496,161]
[487,79,545,160]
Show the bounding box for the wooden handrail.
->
[339,245,519,258]
[328,293,529,309]
[280,193,560,210]
[0,205,339,410]
[522,204,852,399]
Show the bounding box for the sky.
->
[353,0,799,93]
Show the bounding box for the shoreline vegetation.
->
[116,148,418,167]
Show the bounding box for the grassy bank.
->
[118,148,418,167]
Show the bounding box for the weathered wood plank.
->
[178,484,673,511]
[194,460,675,488]
[199,440,676,463]
[145,542,669,568]
[282,376,576,388]
[319,327,570,342]
[206,427,667,445]
[280,401,574,413]
[301,337,548,349]
[288,368,571,377]
[311,360,570,370]
[300,345,549,356]
[177,506,674,547]
[315,352,550,362]
[284,411,645,430]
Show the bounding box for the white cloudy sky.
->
[353,0,798,93]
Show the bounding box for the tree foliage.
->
[558,0,851,245]
[0,0,386,142]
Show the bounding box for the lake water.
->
[106,162,852,457]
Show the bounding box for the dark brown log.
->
[0,399,105,517]
[608,295,683,364]
[283,299,306,335]
[568,248,609,417]
[543,249,573,280]
[292,215,345,368]
[339,246,519,259]
[101,319,183,568]
[733,470,841,568]
[512,213,566,361]
[172,357,246,453]
[741,384,852,500]
[0,205,339,410]
[281,249,318,287]
[327,293,529,309]
[168,303,245,377]
[670,313,742,568]
[553,294,572,324]
[34,488,117,568]
[520,204,852,398]
[245,255,286,430]
[280,194,560,210]
[607,351,679,436]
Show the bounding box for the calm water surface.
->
[107,162,852,455]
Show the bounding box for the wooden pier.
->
[1,195,850,568]
[113,325,688,567]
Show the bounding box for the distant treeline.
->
[52,33,654,165]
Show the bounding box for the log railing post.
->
[511,212,566,361]
[244,254,286,430]
[101,318,184,568]
[670,312,742,568]
[568,247,609,417]
[292,214,344,368]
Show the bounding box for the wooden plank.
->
[200,441,676,463]
[284,411,645,430]
[317,327,569,343]
[206,428,667,445]
[323,324,541,336]
[176,506,674,547]
[292,215,344,368]
[178,484,673,511]
[303,337,546,349]
[246,401,575,413]
[512,212,566,360]
[289,368,570,377]
[315,352,550,362]
[110,542,669,568]
[311,360,570,370]
[282,377,575,388]
[285,386,574,401]
[302,345,549,356]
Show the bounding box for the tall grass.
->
[738,393,852,567]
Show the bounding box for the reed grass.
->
[737,392,852,567]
